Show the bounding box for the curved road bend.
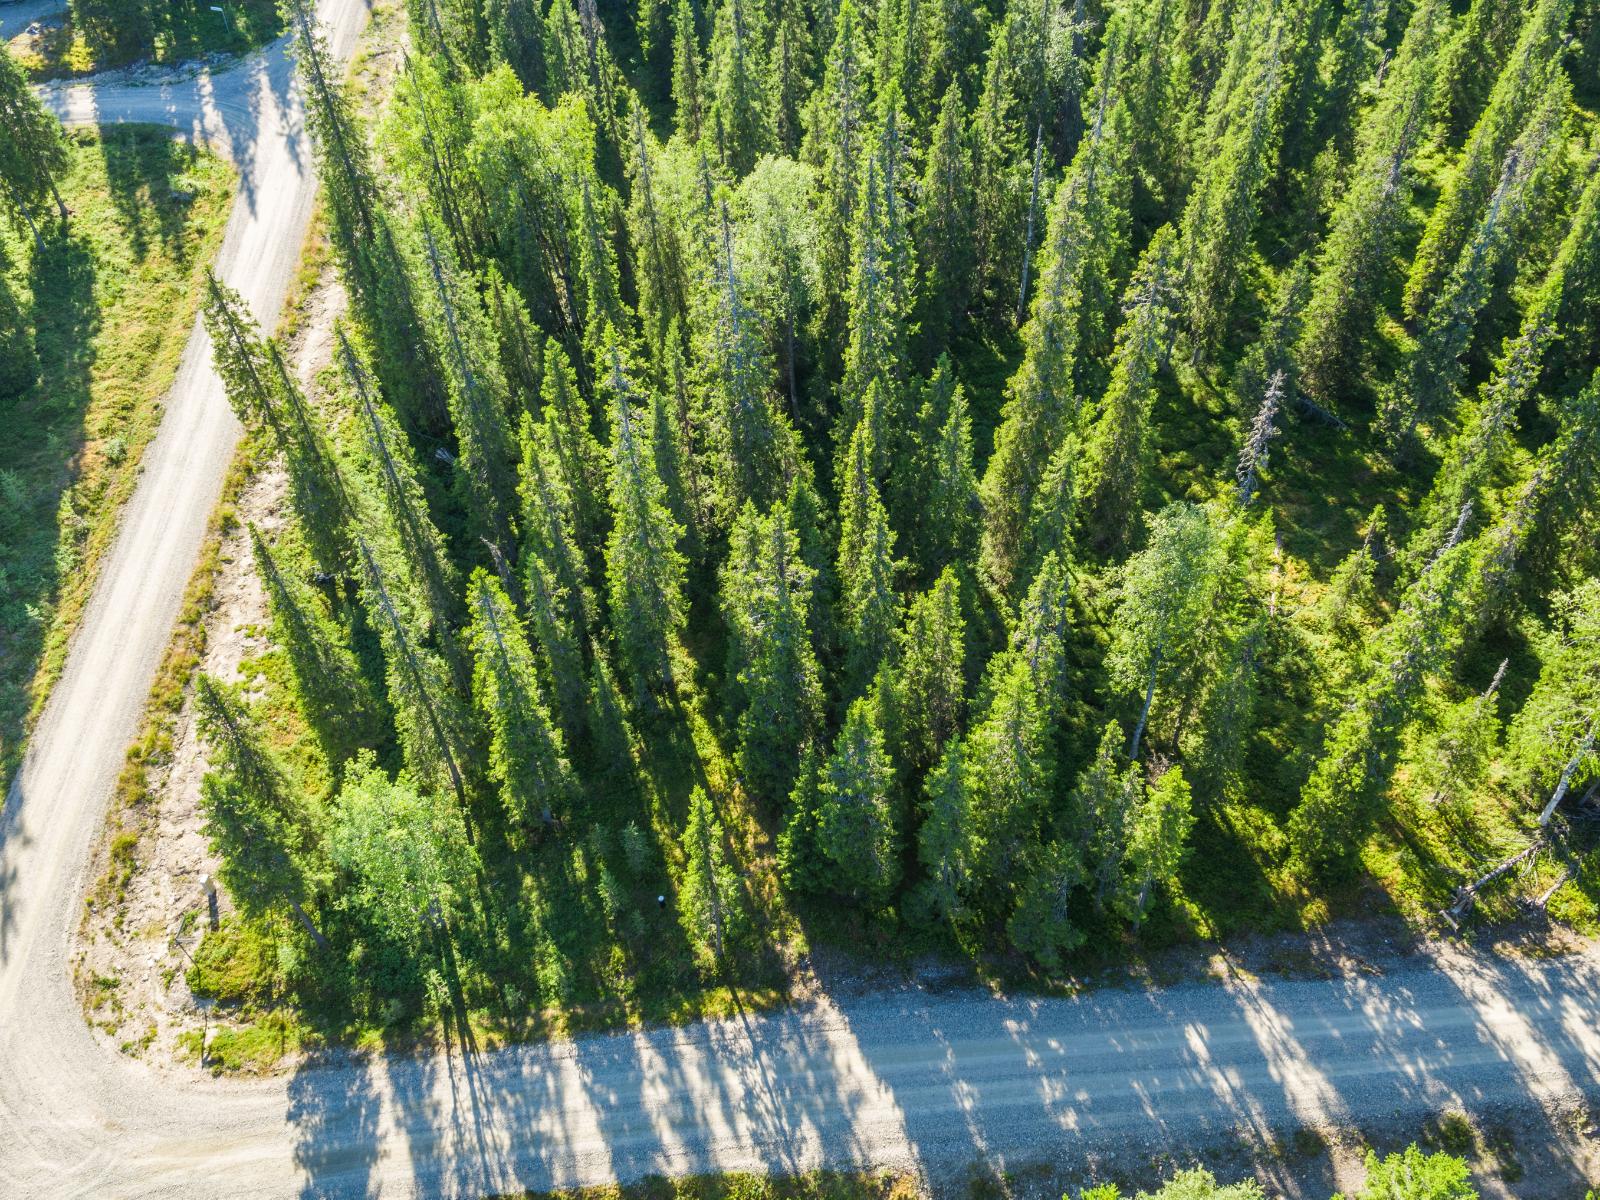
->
[3,7,1600,1198]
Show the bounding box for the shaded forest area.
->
[183,0,1600,1042]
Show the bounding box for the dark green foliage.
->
[466,570,578,831]
[721,499,824,807]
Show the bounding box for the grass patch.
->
[6,0,283,82]
[0,126,233,786]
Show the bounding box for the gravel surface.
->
[2,5,1598,1198]
[0,0,66,39]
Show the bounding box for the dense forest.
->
[174,0,1600,1030]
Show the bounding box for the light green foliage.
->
[1106,502,1230,759]
[1334,1146,1475,1200]
[603,349,688,699]
[836,425,902,696]
[466,570,578,830]
[894,568,968,777]
[330,752,478,948]
[1509,580,1600,794]
[721,500,825,807]
[679,786,747,962]
[808,697,901,906]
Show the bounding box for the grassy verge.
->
[0,126,234,787]
[5,0,282,81]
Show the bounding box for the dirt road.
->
[2,4,1598,1198]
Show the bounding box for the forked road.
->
[2,9,1600,1199]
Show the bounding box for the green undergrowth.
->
[0,125,233,787]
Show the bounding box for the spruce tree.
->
[536,339,611,561]
[287,0,445,431]
[1403,0,1571,320]
[838,137,913,470]
[1114,764,1193,925]
[836,425,901,697]
[1294,0,1450,406]
[679,785,746,962]
[811,696,900,906]
[1509,579,1600,798]
[0,41,70,239]
[706,0,770,176]
[721,500,825,808]
[979,92,1130,595]
[910,736,976,926]
[1288,506,1483,874]
[894,568,967,778]
[354,534,478,815]
[418,222,520,553]
[766,0,813,157]
[603,349,689,699]
[914,85,977,356]
[337,327,463,653]
[963,649,1056,906]
[1178,16,1288,359]
[1006,837,1086,968]
[671,0,706,143]
[1067,720,1143,909]
[905,358,980,581]
[701,197,799,522]
[204,276,353,578]
[1402,156,1600,574]
[1077,224,1180,554]
[465,570,578,832]
[802,0,871,324]
[1384,73,1569,449]
[486,0,547,92]
[626,107,690,360]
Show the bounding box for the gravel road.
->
[0,0,65,39]
[1,4,1598,1198]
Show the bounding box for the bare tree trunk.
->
[1538,711,1598,826]
[1129,654,1160,760]
[289,901,330,949]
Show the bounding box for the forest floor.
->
[0,126,234,787]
